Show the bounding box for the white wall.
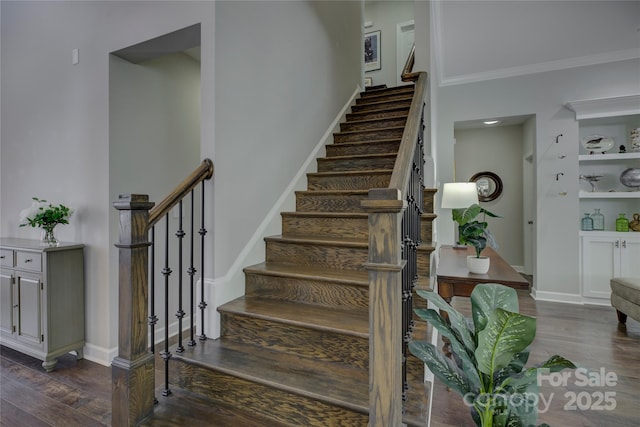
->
[435,58,640,302]
[0,0,214,364]
[364,0,414,87]
[109,52,201,347]
[454,125,525,268]
[212,1,363,308]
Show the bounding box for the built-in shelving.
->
[579,191,639,199]
[579,152,640,162]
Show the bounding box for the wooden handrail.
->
[149,158,214,227]
[400,44,419,82]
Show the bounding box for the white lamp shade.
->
[441,182,479,209]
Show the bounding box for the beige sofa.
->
[610,277,640,324]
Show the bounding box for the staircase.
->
[157,84,437,426]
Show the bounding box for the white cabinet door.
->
[620,236,640,278]
[581,235,618,299]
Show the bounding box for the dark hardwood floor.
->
[2,290,639,426]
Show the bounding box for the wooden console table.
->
[436,245,529,355]
[437,245,529,308]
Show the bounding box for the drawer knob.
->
[0,256,5,259]
[24,258,32,263]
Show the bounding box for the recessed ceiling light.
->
[483,120,499,125]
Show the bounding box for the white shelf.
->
[579,152,640,162]
[580,230,640,237]
[579,191,639,199]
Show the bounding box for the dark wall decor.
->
[470,171,503,202]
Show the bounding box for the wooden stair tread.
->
[265,234,369,247]
[219,296,369,337]
[417,242,436,251]
[281,211,368,219]
[351,97,412,109]
[342,116,408,127]
[296,189,369,196]
[307,168,392,177]
[244,262,368,286]
[319,152,397,161]
[172,339,369,413]
[326,137,401,148]
[334,126,405,137]
[359,85,413,97]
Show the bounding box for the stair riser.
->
[245,272,368,312]
[170,359,369,426]
[334,127,404,144]
[266,240,368,271]
[220,312,369,370]
[421,220,433,243]
[417,248,434,278]
[325,140,400,157]
[346,108,410,123]
[295,192,368,212]
[340,117,407,132]
[350,99,412,113]
[317,155,396,172]
[307,172,391,190]
[282,214,368,240]
[356,93,414,105]
[423,190,435,213]
[360,86,414,99]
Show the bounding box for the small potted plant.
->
[410,283,576,427]
[19,197,73,246]
[453,203,500,274]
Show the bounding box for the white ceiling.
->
[433,0,640,86]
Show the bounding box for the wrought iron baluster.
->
[149,227,157,354]
[161,213,172,397]
[175,201,185,354]
[188,190,197,347]
[198,181,208,340]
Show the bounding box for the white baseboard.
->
[530,288,584,305]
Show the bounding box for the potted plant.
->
[453,203,500,274]
[410,283,576,427]
[19,197,73,246]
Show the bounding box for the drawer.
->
[15,251,42,272]
[0,249,13,267]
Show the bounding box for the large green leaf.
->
[416,289,476,352]
[475,308,536,377]
[471,283,520,334]
[414,308,482,392]
[409,340,470,396]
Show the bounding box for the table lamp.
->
[441,182,479,247]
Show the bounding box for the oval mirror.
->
[470,171,503,202]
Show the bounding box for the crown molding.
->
[438,48,640,87]
[566,94,640,120]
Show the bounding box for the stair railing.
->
[112,158,214,426]
[362,70,426,425]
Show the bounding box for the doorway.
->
[108,24,202,344]
[453,115,536,274]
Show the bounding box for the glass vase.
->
[591,209,604,231]
[615,214,629,232]
[581,213,593,231]
[41,227,59,246]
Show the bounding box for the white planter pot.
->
[467,255,490,274]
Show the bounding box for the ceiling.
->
[433,0,640,86]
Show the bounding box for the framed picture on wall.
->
[364,76,373,87]
[364,30,381,72]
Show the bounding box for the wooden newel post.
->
[112,194,156,426]
[362,189,406,427]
